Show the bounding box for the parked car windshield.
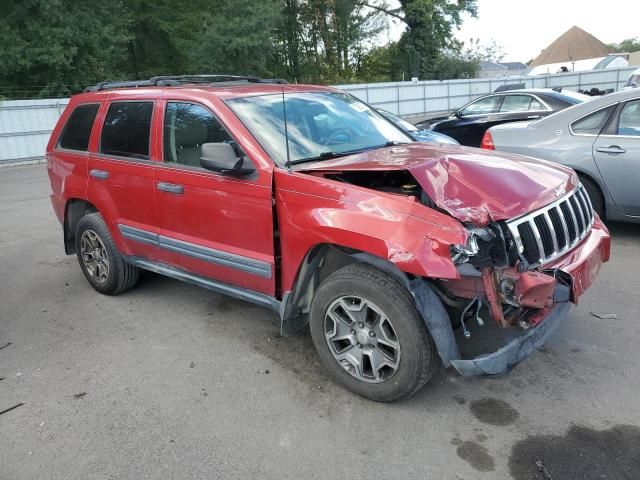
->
[227,92,412,166]
[377,109,419,132]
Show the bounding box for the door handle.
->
[157,182,184,194]
[596,146,626,154]
[89,169,109,180]
[527,115,541,119]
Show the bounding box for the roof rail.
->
[84,74,288,92]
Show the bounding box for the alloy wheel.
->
[324,296,401,383]
[80,230,110,283]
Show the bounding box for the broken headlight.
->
[450,225,510,268]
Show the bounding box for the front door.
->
[593,98,640,216]
[153,100,276,296]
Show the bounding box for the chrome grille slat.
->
[571,196,586,236]
[580,186,596,227]
[528,219,546,263]
[555,206,571,249]
[565,199,580,245]
[577,187,593,225]
[506,184,594,266]
[543,211,559,254]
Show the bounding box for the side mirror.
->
[454,110,463,118]
[200,143,254,177]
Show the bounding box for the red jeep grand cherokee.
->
[47,75,610,401]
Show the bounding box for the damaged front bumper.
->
[450,302,569,376]
[411,216,610,377]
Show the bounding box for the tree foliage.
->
[0,0,130,97]
[1,0,485,98]
[609,37,640,54]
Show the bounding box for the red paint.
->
[47,83,610,334]
[301,143,578,225]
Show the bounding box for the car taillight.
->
[480,131,495,150]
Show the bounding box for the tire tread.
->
[310,263,436,402]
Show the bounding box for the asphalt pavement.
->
[1,163,639,479]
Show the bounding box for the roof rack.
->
[84,74,289,92]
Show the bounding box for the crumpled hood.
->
[299,143,578,225]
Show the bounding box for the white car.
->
[624,68,640,89]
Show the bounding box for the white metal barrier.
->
[334,67,637,117]
[0,67,636,164]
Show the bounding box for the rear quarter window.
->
[58,104,100,151]
[571,105,616,135]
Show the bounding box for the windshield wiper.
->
[289,151,349,165]
[289,141,410,166]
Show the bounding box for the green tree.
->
[0,0,130,97]
[609,37,640,53]
[357,0,477,80]
[188,0,282,77]
[123,0,212,78]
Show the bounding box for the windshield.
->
[378,109,419,132]
[227,92,412,165]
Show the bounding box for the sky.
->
[384,0,639,62]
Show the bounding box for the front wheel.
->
[309,264,436,402]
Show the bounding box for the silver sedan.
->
[483,89,640,223]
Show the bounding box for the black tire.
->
[309,263,436,402]
[74,213,139,295]
[579,175,605,219]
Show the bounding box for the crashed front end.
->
[298,144,610,376]
[426,182,610,376]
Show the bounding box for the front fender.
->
[274,170,467,292]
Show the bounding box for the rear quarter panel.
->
[46,95,107,223]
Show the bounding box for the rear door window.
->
[100,102,154,159]
[617,100,640,136]
[461,96,501,116]
[58,104,100,151]
[499,95,534,112]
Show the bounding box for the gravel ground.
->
[1,163,639,479]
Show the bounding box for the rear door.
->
[87,100,163,260]
[153,99,276,297]
[593,98,640,216]
[441,95,503,146]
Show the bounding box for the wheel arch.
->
[279,243,461,370]
[63,198,99,254]
[279,243,412,336]
[573,168,607,218]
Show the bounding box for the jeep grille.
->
[506,184,595,266]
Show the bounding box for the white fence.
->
[0,98,69,163]
[335,66,637,117]
[0,66,636,164]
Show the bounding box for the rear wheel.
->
[580,175,605,219]
[309,263,436,402]
[75,213,139,295]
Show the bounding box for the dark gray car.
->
[485,89,640,223]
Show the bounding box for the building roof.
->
[530,26,612,67]
[499,62,528,70]
[479,60,507,71]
